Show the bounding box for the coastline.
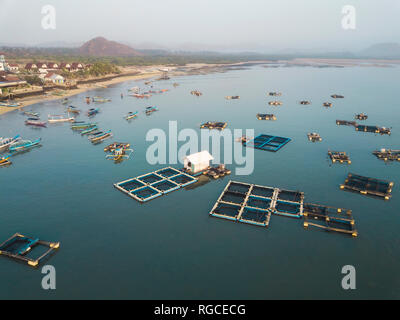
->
[0,70,163,116]
[1,58,396,116]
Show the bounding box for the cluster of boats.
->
[0,135,41,167]
[104,142,133,163]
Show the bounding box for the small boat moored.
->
[9,138,41,152]
[0,135,21,152]
[125,111,138,120]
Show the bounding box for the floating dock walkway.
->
[303,204,357,237]
[114,167,197,202]
[243,134,291,152]
[0,233,60,267]
[340,173,394,200]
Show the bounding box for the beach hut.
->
[183,150,213,174]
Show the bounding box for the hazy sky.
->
[1,0,399,51]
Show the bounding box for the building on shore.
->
[40,72,65,85]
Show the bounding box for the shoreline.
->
[0,70,163,116]
[1,58,397,116]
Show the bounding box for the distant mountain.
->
[77,37,142,56]
[361,43,400,58]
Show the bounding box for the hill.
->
[78,37,143,56]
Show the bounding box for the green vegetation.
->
[24,75,42,86]
[59,62,120,79]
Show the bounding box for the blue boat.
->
[9,138,41,153]
[87,108,100,117]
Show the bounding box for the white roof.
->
[185,150,213,164]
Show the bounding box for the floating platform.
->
[209,180,304,227]
[200,122,227,130]
[299,100,311,105]
[243,134,291,152]
[268,101,283,106]
[225,96,240,100]
[307,132,322,142]
[355,113,368,120]
[355,125,391,135]
[209,181,273,227]
[372,149,400,162]
[0,233,60,267]
[336,120,357,127]
[203,164,231,179]
[340,173,394,200]
[323,102,332,107]
[114,167,197,202]
[257,113,276,121]
[268,92,282,96]
[303,204,357,237]
[328,151,351,164]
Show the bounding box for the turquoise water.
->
[0,65,399,299]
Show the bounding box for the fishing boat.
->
[130,93,151,99]
[89,130,112,144]
[25,118,47,127]
[0,154,12,167]
[23,111,40,117]
[9,138,41,152]
[128,86,140,93]
[106,147,133,162]
[0,102,21,107]
[0,135,21,152]
[67,106,80,114]
[92,97,111,103]
[87,108,100,117]
[81,125,98,135]
[48,114,75,123]
[125,111,138,120]
[145,106,158,115]
[104,142,130,153]
[71,122,97,130]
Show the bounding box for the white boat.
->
[48,114,75,123]
[128,86,140,93]
[0,135,21,152]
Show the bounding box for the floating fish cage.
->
[299,100,311,105]
[372,149,400,162]
[268,101,283,106]
[209,180,304,227]
[243,134,291,152]
[336,120,357,127]
[340,173,394,200]
[200,122,227,130]
[331,94,344,99]
[328,151,351,164]
[355,113,368,120]
[114,167,197,202]
[323,102,333,107]
[209,181,272,227]
[191,90,202,96]
[303,204,357,237]
[355,125,391,135]
[0,233,60,267]
[307,133,322,142]
[257,113,276,121]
